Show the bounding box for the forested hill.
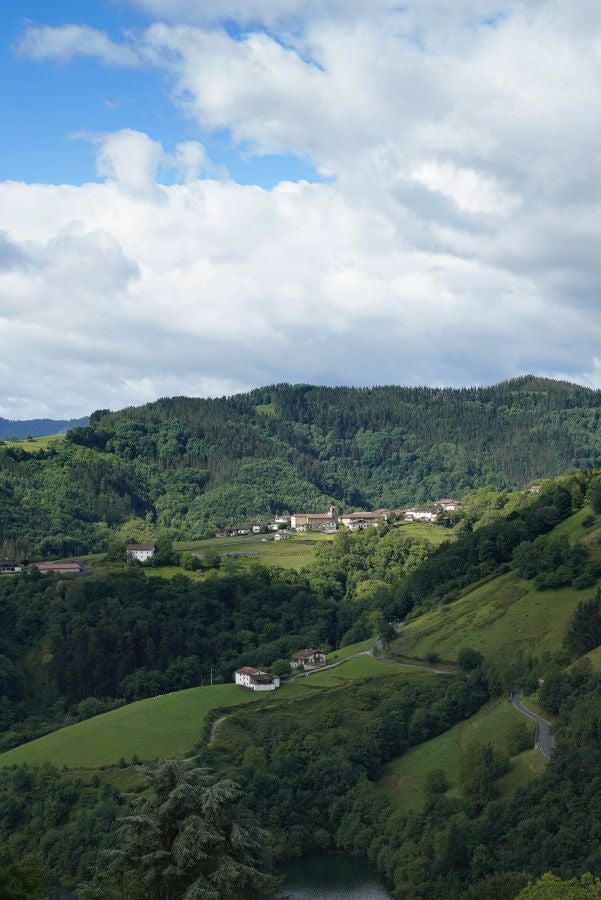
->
[3,375,601,557]
[0,415,88,440]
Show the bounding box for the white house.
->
[274,532,290,541]
[0,559,22,575]
[126,543,156,562]
[437,499,462,512]
[234,666,281,691]
[405,508,440,523]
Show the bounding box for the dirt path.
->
[208,715,228,746]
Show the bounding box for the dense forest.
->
[0,470,600,897]
[3,376,601,556]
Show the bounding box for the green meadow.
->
[378,699,547,811]
[174,532,335,570]
[392,570,587,662]
[300,655,426,687]
[326,638,377,662]
[0,433,65,452]
[0,684,264,769]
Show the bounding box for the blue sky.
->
[0,0,319,187]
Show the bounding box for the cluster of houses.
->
[234,647,329,692]
[223,499,464,537]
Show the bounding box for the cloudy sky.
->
[1,0,601,418]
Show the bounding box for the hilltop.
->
[3,375,601,557]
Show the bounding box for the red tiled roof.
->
[236,666,261,675]
[36,562,81,571]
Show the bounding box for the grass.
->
[392,570,588,663]
[327,638,377,662]
[174,532,335,571]
[395,522,455,547]
[378,699,547,811]
[299,655,432,687]
[0,684,269,769]
[0,433,65,452]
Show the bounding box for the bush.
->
[582,514,596,528]
[425,768,449,795]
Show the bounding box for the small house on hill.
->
[0,559,22,575]
[274,532,290,541]
[291,648,327,669]
[126,543,156,562]
[234,666,280,692]
[437,499,462,512]
[405,507,440,523]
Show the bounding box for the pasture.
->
[378,699,547,811]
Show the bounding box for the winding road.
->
[511,690,554,758]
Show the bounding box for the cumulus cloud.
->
[16,23,139,67]
[4,2,601,415]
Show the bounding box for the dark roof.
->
[126,543,155,551]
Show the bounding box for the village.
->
[215,497,463,539]
[0,498,463,579]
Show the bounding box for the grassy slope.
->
[327,638,377,662]
[0,684,264,769]
[174,533,335,571]
[300,656,426,687]
[392,507,601,663]
[0,433,65,452]
[0,657,421,770]
[379,700,547,811]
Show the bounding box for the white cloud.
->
[16,23,139,67]
[94,129,166,196]
[5,2,601,415]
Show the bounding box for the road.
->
[511,690,554,758]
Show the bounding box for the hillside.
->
[391,504,601,663]
[378,699,547,810]
[0,656,425,769]
[3,375,601,557]
[0,415,88,439]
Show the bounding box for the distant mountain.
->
[0,416,89,440]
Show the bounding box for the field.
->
[378,699,547,810]
[300,655,429,687]
[174,532,335,570]
[327,638,377,662]
[392,571,588,663]
[395,522,456,547]
[0,684,267,769]
[0,433,65,452]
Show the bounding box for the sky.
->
[1,0,601,417]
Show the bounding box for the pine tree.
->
[77,759,279,900]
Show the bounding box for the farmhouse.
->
[340,510,389,528]
[274,532,290,541]
[234,666,280,692]
[290,648,327,669]
[405,507,440,523]
[0,559,22,575]
[437,499,462,512]
[291,505,338,532]
[126,543,156,562]
[36,562,83,575]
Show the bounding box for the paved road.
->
[511,690,554,758]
